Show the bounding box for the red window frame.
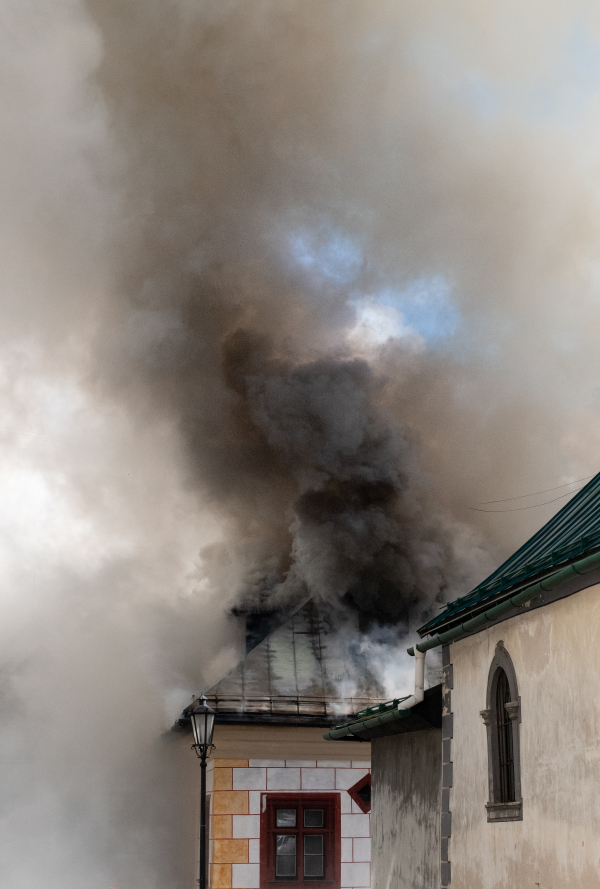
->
[347,773,371,815]
[260,794,341,889]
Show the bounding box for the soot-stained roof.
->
[175,599,387,729]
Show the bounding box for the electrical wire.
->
[470,488,584,513]
[478,475,594,505]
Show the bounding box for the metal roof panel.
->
[419,470,600,635]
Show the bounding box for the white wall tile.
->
[285,760,315,767]
[233,768,266,790]
[341,838,353,862]
[233,815,261,839]
[353,838,371,862]
[340,791,352,814]
[351,800,366,815]
[341,814,370,838]
[336,768,369,791]
[267,768,301,790]
[301,768,335,790]
[248,839,260,864]
[232,863,260,889]
[317,760,350,768]
[341,862,370,888]
[248,791,262,815]
[249,760,285,768]
[351,761,371,768]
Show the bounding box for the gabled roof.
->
[419,470,600,637]
[175,600,387,729]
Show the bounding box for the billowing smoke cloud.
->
[84,0,498,639]
[3,0,600,885]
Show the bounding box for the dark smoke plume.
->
[1,0,600,886]
[87,0,494,656]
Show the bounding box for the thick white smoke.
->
[3,0,600,885]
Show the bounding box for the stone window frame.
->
[479,641,523,823]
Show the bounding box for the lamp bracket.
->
[191,743,216,760]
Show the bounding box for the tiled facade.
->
[207,758,372,889]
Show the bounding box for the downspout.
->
[397,648,425,711]
[406,548,600,657]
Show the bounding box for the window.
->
[260,794,341,889]
[495,669,515,803]
[347,773,371,814]
[480,641,523,822]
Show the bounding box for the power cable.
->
[478,475,594,505]
[470,488,584,513]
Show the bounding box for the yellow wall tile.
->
[212,791,249,815]
[211,864,232,889]
[213,839,249,864]
[212,815,233,839]
[213,769,233,791]
[214,759,249,768]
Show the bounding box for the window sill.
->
[265,877,339,889]
[485,800,522,822]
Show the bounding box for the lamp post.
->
[190,695,216,889]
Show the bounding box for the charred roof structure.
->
[175,599,387,730]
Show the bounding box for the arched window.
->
[494,669,515,802]
[480,642,522,822]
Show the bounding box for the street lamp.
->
[190,695,216,889]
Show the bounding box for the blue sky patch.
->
[377,276,460,341]
[290,228,363,284]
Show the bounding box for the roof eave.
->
[323,685,443,742]
[418,546,600,639]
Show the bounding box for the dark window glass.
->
[495,669,515,803]
[304,835,324,877]
[303,809,324,828]
[276,809,297,827]
[356,784,371,805]
[276,835,297,877]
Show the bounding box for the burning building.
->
[175,600,382,889]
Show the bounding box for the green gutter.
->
[408,549,600,656]
[323,701,413,740]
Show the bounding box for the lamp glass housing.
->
[190,696,215,751]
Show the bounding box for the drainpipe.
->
[397,648,425,711]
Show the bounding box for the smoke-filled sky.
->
[4,0,600,885]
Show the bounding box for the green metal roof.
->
[419,470,600,636]
[323,686,443,741]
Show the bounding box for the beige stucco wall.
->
[450,581,600,888]
[213,724,370,760]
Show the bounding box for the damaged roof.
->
[419,469,600,637]
[175,599,387,729]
